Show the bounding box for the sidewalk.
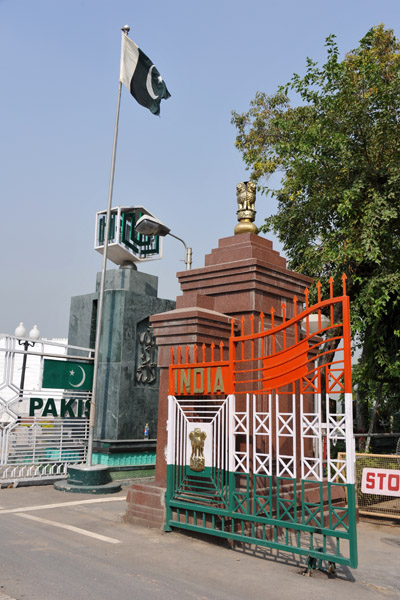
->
[0,484,399,599]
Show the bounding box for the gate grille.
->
[0,417,88,482]
[0,335,92,484]
[166,277,357,569]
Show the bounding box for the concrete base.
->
[54,465,122,494]
[92,438,156,468]
[124,480,166,529]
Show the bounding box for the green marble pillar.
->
[68,266,175,463]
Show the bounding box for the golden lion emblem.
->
[189,428,207,472]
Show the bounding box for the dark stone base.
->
[54,465,122,494]
[93,439,157,454]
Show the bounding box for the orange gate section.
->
[169,274,352,399]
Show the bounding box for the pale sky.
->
[1,0,399,338]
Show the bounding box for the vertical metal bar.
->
[32,420,37,465]
[246,394,250,473]
[275,393,280,476]
[252,394,256,477]
[228,395,235,513]
[300,393,305,480]
[342,296,355,484]
[326,365,331,482]
[165,396,176,531]
[87,76,123,467]
[347,482,359,568]
[292,388,297,480]
[317,392,323,481]
[268,394,272,476]
[60,420,64,463]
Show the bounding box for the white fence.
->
[0,334,93,484]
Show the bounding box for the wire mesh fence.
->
[338,450,400,520]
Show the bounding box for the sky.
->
[1,0,399,339]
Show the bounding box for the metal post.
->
[17,340,35,400]
[168,232,192,270]
[87,31,127,466]
[185,246,192,270]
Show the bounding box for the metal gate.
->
[165,277,358,569]
[0,334,92,484]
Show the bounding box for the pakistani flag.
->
[42,359,93,391]
[120,35,171,116]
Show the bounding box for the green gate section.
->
[166,467,357,568]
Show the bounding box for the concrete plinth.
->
[54,465,122,494]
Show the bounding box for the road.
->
[0,483,399,599]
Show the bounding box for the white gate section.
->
[167,395,234,473]
[253,394,272,476]
[299,389,355,484]
[169,392,355,485]
[276,393,297,479]
[232,395,249,473]
[0,334,93,484]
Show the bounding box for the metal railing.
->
[1,417,89,483]
[0,334,93,484]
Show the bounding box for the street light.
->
[135,214,192,270]
[14,323,40,400]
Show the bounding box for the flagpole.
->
[87,25,129,466]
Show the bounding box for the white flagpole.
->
[87,25,130,466]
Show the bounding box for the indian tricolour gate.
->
[165,277,358,571]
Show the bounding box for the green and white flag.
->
[120,35,171,116]
[42,359,93,391]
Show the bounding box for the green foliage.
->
[232,25,400,423]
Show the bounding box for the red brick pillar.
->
[125,234,313,528]
[151,306,233,486]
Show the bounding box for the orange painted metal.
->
[168,275,352,397]
[261,338,309,391]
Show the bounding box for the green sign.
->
[42,359,93,391]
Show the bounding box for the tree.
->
[231,25,400,433]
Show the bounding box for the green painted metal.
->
[92,451,156,467]
[54,465,122,494]
[109,468,155,480]
[42,359,93,391]
[98,214,116,243]
[120,211,160,256]
[346,484,358,569]
[98,211,160,257]
[166,466,357,568]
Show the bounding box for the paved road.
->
[0,484,399,599]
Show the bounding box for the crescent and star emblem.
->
[68,365,86,388]
[146,65,163,100]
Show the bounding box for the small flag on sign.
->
[120,35,171,116]
[42,359,93,391]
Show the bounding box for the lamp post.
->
[135,214,192,270]
[14,323,40,400]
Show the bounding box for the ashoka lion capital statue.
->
[234,181,258,235]
[189,428,207,472]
